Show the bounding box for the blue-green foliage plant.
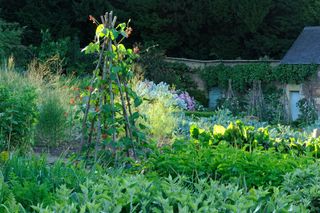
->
[135,80,187,109]
[282,162,320,212]
[134,80,186,141]
[32,174,307,212]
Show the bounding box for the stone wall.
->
[165,57,280,95]
[165,57,280,69]
[302,69,320,111]
[165,57,320,115]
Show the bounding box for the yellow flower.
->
[213,125,226,136]
[0,151,9,162]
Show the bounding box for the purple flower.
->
[178,91,196,111]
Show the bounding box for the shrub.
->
[32,29,92,74]
[33,29,70,67]
[296,98,318,126]
[187,89,208,107]
[0,71,37,151]
[138,48,195,90]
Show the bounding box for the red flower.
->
[88,15,98,25]
[102,134,108,139]
[87,86,94,92]
[133,46,140,54]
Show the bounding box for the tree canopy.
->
[0,0,319,59]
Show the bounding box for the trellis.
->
[80,11,143,162]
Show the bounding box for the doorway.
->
[289,91,300,121]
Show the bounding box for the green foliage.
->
[200,64,317,123]
[32,30,92,74]
[0,59,82,152]
[0,19,26,64]
[147,140,312,188]
[188,121,320,157]
[282,162,320,212]
[0,72,37,151]
[0,154,99,211]
[81,13,145,161]
[1,0,319,60]
[138,48,194,89]
[134,81,183,142]
[184,111,216,118]
[32,29,70,66]
[296,98,318,126]
[36,92,68,148]
[0,154,306,212]
[187,89,209,107]
[200,63,318,93]
[263,90,289,124]
[32,174,307,212]
[137,48,207,104]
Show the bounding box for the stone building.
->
[281,26,320,120]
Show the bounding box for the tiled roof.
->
[281,26,320,64]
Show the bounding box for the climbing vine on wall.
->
[200,64,318,93]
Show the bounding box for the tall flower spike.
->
[88,15,99,25]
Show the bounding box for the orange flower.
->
[69,98,75,105]
[88,15,98,24]
[125,27,133,37]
